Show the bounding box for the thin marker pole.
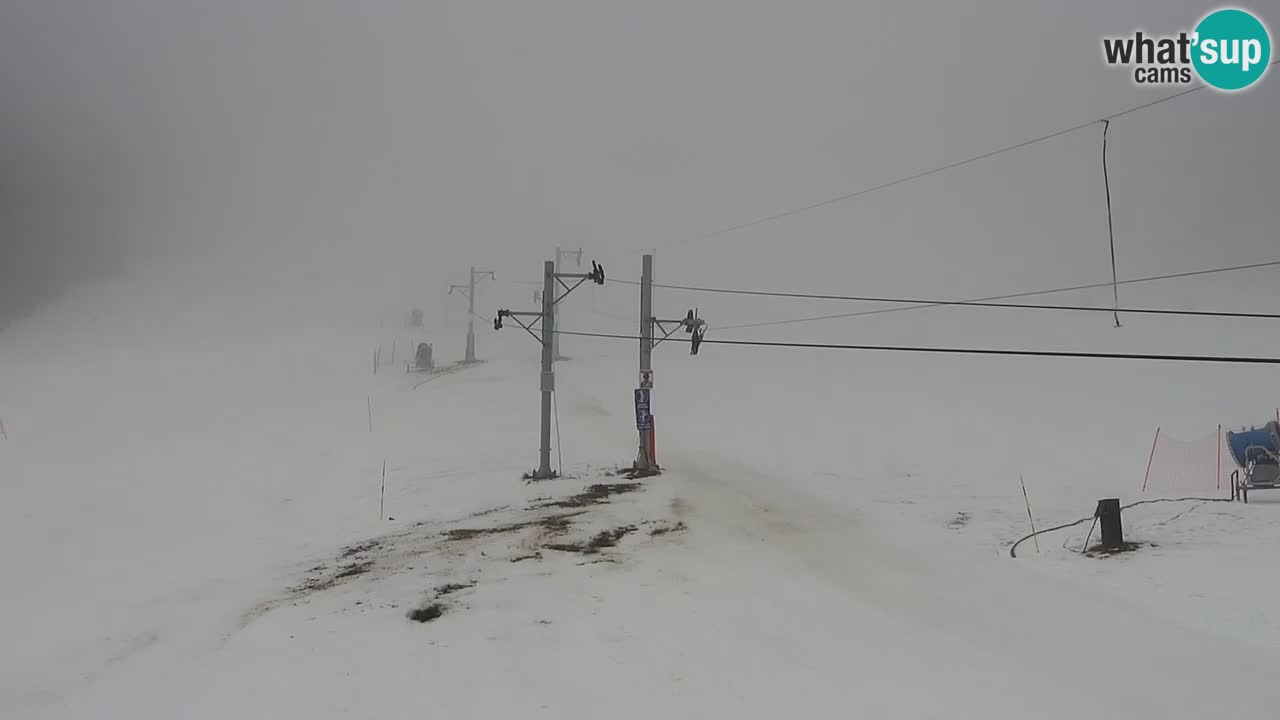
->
[1020,475,1040,554]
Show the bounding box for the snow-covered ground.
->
[4,271,1280,719]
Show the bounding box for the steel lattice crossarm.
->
[652,309,708,355]
[552,261,605,306]
[493,309,544,344]
[448,268,495,299]
[494,261,605,348]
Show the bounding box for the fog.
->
[2,0,1277,336]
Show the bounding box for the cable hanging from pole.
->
[684,59,1279,246]
[1102,119,1121,327]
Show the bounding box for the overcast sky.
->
[2,0,1277,333]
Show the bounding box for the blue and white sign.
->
[634,388,651,430]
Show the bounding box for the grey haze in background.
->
[1,0,1276,332]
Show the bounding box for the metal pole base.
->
[464,329,476,363]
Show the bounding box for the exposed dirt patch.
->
[247,471,662,631]
[434,582,475,598]
[466,505,511,519]
[444,512,583,542]
[577,557,621,566]
[539,514,576,533]
[534,483,642,510]
[948,512,971,529]
[334,561,373,579]
[444,526,505,542]
[288,560,373,594]
[340,540,381,558]
[649,521,687,537]
[591,525,636,549]
[241,559,377,630]
[545,525,637,555]
[408,603,446,623]
[1085,541,1153,557]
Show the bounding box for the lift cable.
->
[549,328,1280,366]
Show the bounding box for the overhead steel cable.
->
[690,61,1279,244]
[549,329,1280,366]
[707,258,1280,331]
[606,272,1280,322]
[538,257,1280,330]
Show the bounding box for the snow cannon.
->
[1226,421,1280,501]
[414,343,434,372]
[1226,421,1280,469]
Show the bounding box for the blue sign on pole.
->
[634,388,651,430]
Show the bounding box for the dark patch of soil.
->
[540,514,575,533]
[534,483,642,510]
[333,561,373,579]
[510,552,542,563]
[577,557,620,566]
[589,525,635,550]
[948,512,971,529]
[445,526,499,541]
[289,560,371,594]
[408,603,446,623]
[545,525,637,555]
[340,540,381,558]
[649,521,687,537]
[434,582,475,598]
[444,512,583,542]
[1085,541,1152,557]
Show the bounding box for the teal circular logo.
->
[1192,8,1272,91]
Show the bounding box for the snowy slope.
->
[5,271,1280,719]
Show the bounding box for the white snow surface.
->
[4,277,1280,719]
